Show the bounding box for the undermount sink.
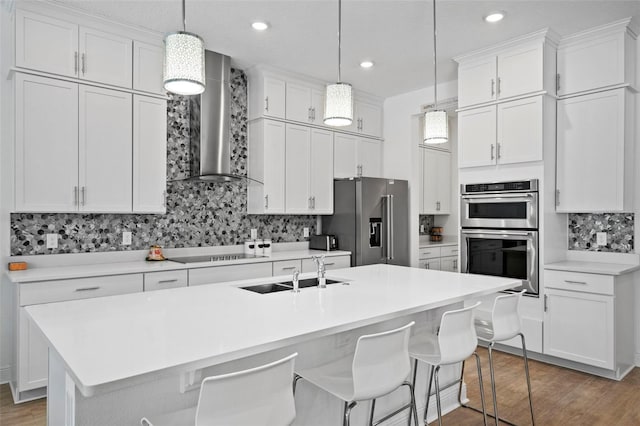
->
[240,278,346,294]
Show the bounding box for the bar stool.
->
[140,352,298,426]
[458,290,535,426]
[409,302,487,426]
[293,322,418,426]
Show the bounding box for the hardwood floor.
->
[1,350,640,425]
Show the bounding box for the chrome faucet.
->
[292,268,300,293]
[312,255,327,288]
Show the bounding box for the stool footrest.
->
[460,403,518,426]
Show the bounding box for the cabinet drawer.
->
[272,260,302,276]
[301,255,351,273]
[418,258,441,271]
[440,245,459,257]
[20,274,143,306]
[188,263,272,286]
[544,270,614,295]
[418,247,441,260]
[144,270,187,291]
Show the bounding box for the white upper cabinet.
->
[354,100,383,138]
[557,19,637,97]
[133,41,165,95]
[285,81,325,125]
[458,105,497,168]
[248,71,286,120]
[455,30,557,108]
[333,134,382,178]
[133,96,167,213]
[309,128,334,214]
[16,10,79,78]
[15,8,165,92]
[358,137,383,178]
[420,148,450,215]
[556,88,633,212]
[248,119,286,214]
[15,74,78,212]
[79,26,132,88]
[79,86,132,212]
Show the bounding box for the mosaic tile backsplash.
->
[10,69,316,255]
[568,213,634,253]
[418,215,435,235]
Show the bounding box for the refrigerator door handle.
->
[383,194,394,261]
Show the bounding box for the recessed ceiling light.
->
[251,21,269,31]
[360,61,374,69]
[484,11,505,23]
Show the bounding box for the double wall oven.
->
[460,179,539,297]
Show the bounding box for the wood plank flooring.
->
[1,350,640,425]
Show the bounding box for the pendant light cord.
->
[432,0,438,110]
[182,0,186,32]
[337,0,342,82]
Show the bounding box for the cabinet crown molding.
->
[453,28,560,64]
[559,17,638,47]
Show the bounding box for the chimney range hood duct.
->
[185,50,241,182]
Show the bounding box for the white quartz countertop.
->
[26,264,518,397]
[544,261,640,276]
[419,236,458,248]
[7,249,351,283]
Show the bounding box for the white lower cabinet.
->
[17,274,143,393]
[301,255,351,273]
[440,256,459,273]
[188,263,273,286]
[417,245,459,272]
[144,270,187,291]
[543,269,634,374]
[273,259,302,276]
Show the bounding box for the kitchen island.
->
[26,264,519,425]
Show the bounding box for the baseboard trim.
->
[634,353,640,367]
[384,383,469,426]
[0,365,10,385]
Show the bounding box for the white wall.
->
[0,1,14,384]
[382,81,457,267]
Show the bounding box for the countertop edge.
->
[544,261,640,276]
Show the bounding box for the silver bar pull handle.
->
[81,187,86,206]
[385,194,394,261]
[497,142,501,160]
[281,266,297,271]
[490,144,495,160]
[556,74,560,92]
[74,51,78,75]
[491,79,495,97]
[81,53,86,75]
[312,196,315,209]
[158,279,178,284]
[308,107,312,121]
[265,96,269,112]
[453,259,458,270]
[312,108,316,120]
[264,195,269,209]
[564,280,588,285]
[308,197,312,209]
[75,286,100,292]
[324,262,335,266]
[497,77,501,96]
[544,294,548,312]
[73,186,78,206]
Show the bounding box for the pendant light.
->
[424,0,448,144]
[324,0,353,127]
[163,0,205,95]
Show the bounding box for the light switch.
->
[303,227,310,238]
[596,232,607,246]
[122,231,132,245]
[46,233,58,249]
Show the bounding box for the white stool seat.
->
[408,334,441,366]
[473,318,496,341]
[294,322,419,426]
[141,353,298,426]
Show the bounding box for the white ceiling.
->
[55,0,640,98]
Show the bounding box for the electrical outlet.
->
[303,227,310,238]
[46,233,58,249]
[596,232,607,246]
[420,225,425,233]
[122,231,132,245]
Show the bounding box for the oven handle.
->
[461,193,534,199]
[461,229,534,237]
[462,194,534,204]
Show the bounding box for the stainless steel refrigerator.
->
[322,177,409,267]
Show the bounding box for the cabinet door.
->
[144,270,188,291]
[285,124,311,213]
[79,86,132,212]
[334,133,358,178]
[358,138,382,178]
[556,89,626,212]
[310,88,325,126]
[133,96,167,213]
[458,106,497,168]
[419,258,441,271]
[497,96,543,165]
[15,74,79,212]
[356,101,383,137]
[263,120,286,213]
[458,56,497,107]
[310,128,334,214]
[79,26,132,88]
[435,151,451,214]
[16,10,78,78]
[440,256,459,273]
[543,288,614,369]
[264,77,286,118]
[286,82,312,123]
[18,308,48,391]
[421,148,438,214]
[558,32,629,96]
[497,44,544,100]
[133,41,165,95]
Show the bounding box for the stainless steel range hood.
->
[185,50,241,182]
